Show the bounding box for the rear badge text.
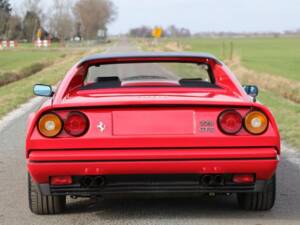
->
[200,120,215,133]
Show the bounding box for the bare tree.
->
[22,0,43,41]
[73,0,116,39]
[23,0,43,18]
[22,10,41,41]
[7,14,22,39]
[49,0,74,43]
[165,25,191,38]
[129,26,152,38]
[0,0,12,39]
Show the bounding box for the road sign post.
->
[152,27,163,46]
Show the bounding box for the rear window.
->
[82,62,217,90]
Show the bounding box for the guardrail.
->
[0,40,17,49]
[34,39,51,48]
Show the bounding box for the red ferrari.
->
[26,52,280,214]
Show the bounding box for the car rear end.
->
[26,53,280,214]
[27,104,279,207]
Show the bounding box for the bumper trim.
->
[28,148,278,162]
[39,182,268,197]
[28,159,278,183]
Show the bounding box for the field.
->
[0,43,107,118]
[180,37,300,81]
[0,49,64,73]
[137,37,300,149]
[1,38,299,149]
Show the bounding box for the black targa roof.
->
[77,52,222,66]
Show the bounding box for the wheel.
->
[28,174,66,215]
[237,175,276,211]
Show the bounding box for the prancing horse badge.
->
[97,122,106,133]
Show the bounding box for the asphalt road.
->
[1,40,300,225]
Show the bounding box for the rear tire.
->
[28,174,66,215]
[237,175,276,211]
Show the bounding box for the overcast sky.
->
[10,0,300,34]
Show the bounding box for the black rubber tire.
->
[28,174,66,215]
[237,175,276,211]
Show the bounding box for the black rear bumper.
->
[38,174,270,197]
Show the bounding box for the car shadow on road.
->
[64,154,300,223]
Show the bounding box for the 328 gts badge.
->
[200,120,215,133]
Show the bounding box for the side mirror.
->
[33,84,53,97]
[243,85,259,98]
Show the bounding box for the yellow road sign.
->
[152,27,163,38]
[37,28,42,40]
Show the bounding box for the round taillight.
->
[244,111,268,135]
[38,113,63,138]
[218,110,243,135]
[64,112,89,137]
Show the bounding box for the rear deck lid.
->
[112,110,195,136]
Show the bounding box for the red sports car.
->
[26,53,280,214]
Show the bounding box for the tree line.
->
[129,25,191,38]
[0,0,117,42]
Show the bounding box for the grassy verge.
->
[0,61,52,86]
[0,49,69,87]
[0,44,107,118]
[259,91,300,148]
[178,37,300,82]
[0,55,79,117]
[140,37,300,81]
[135,38,300,149]
[0,49,65,72]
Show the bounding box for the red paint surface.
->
[26,55,281,185]
[29,159,278,183]
[112,110,195,135]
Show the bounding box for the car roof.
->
[78,52,222,66]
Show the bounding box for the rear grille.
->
[50,174,258,196]
[106,174,200,186]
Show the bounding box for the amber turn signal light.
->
[38,113,63,137]
[244,111,268,135]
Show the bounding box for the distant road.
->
[1,39,300,225]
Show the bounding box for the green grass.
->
[181,37,300,149]
[0,52,82,117]
[259,91,300,148]
[136,37,300,149]
[163,63,210,80]
[0,42,109,118]
[0,49,65,73]
[179,37,300,81]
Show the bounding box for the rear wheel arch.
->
[28,174,66,215]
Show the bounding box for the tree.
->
[23,0,43,19]
[0,0,12,38]
[165,25,191,38]
[7,14,22,39]
[73,0,116,39]
[22,0,44,41]
[129,26,152,38]
[49,0,74,43]
[22,11,41,41]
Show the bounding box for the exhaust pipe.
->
[80,176,106,188]
[93,176,105,187]
[201,175,225,186]
[201,175,213,186]
[80,176,93,188]
[213,175,225,186]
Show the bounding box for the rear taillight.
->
[244,111,268,135]
[50,176,72,186]
[38,113,63,137]
[64,111,89,137]
[218,110,243,135]
[233,174,255,184]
